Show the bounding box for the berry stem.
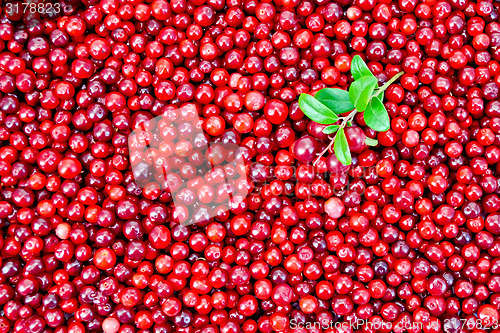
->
[373,71,405,98]
[313,109,357,166]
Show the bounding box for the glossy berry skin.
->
[345,126,367,153]
[293,136,320,164]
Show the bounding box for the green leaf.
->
[365,137,378,146]
[364,95,390,132]
[298,94,339,125]
[314,88,355,114]
[351,55,374,80]
[349,76,378,112]
[334,129,351,166]
[323,125,339,134]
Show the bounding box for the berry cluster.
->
[0,0,499,333]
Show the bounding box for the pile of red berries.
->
[0,0,500,332]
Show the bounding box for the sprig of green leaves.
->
[298,55,404,165]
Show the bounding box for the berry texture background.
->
[0,0,499,333]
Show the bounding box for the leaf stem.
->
[313,110,357,165]
[373,71,405,97]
